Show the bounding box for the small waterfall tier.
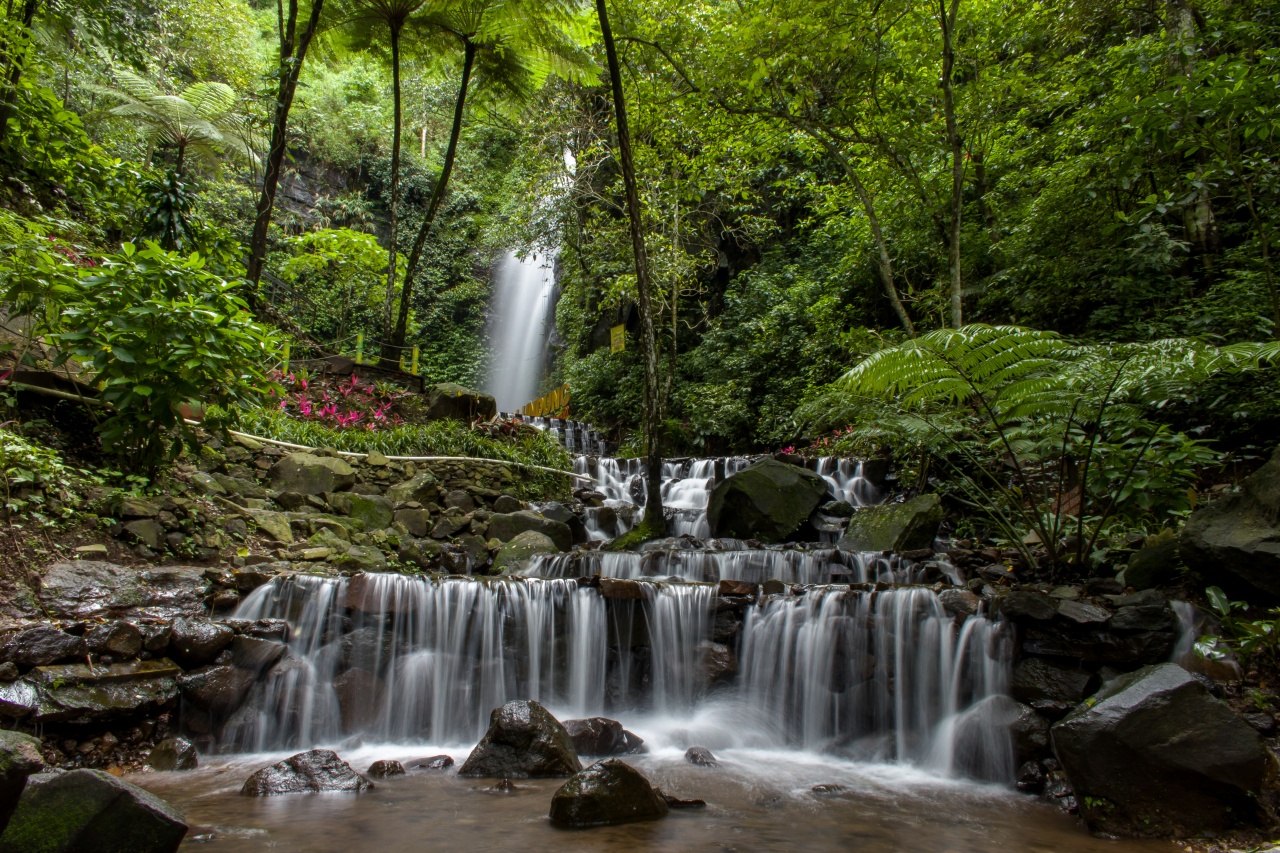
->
[218,573,1011,780]
[521,544,960,586]
[575,455,882,540]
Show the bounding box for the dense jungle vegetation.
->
[1,0,1279,566]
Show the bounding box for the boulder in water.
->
[148,737,198,771]
[1051,663,1267,835]
[367,760,405,779]
[270,452,356,496]
[0,731,43,834]
[0,769,187,853]
[548,759,669,828]
[706,459,830,543]
[1181,447,1280,600]
[950,695,1044,781]
[241,750,372,796]
[684,746,718,767]
[563,717,628,756]
[492,531,559,574]
[411,755,454,771]
[457,700,581,778]
[424,382,497,423]
[487,511,573,552]
[837,494,943,553]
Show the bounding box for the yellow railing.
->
[520,384,570,418]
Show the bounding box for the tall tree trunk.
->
[810,130,916,336]
[174,143,186,179]
[0,0,41,145]
[392,40,476,352]
[596,0,666,535]
[940,0,964,328]
[246,0,324,292]
[379,24,404,365]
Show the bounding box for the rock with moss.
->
[247,510,294,545]
[1122,529,1180,590]
[457,700,581,778]
[269,452,355,496]
[1051,662,1267,836]
[387,473,441,506]
[330,546,389,574]
[0,769,187,853]
[493,531,559,574]
[424,383,497,423]
[329,493,394,530]
[837,494,943,553]
[548,759,669,828]
[487,511,572,552]
[0,731,43,835]
[707,459,830,543]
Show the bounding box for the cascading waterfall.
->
[485,250,557,413]
[217,572,1009,780]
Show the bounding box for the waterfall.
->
[485,250,557,413]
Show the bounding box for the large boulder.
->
[28,659,182,723]
[562,718,629,756]
[148,737,198,772]
[0,732,43,834]
[487,511,572,552]
[0,769,187,853]
[386,473,441,506]
[548,759,669,828]
[167,618,234,668]
[329,493,394,531]
[241,750,372,796]
[38,562,209,620]
[837,494,943,553]
[425,382,497,423]
[457,700,581,778]
[269,452,356,496]
[1052,663,1268,836]
[706,459,830,543]
[1181,446,1280,599]
[492,531,559,574]
[1012,657,1092,707]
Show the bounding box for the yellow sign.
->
[520,384,571,418]
[610,324,626,353]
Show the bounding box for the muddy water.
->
[135,746,1175,853]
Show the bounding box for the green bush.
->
[52,242,281,470]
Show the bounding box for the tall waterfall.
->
[485,250,557,412]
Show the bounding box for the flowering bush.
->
[272,370,425,431]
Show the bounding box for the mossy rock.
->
[706,459,830,543]
[837,494,943,553]
[492,531,558,574]
[424,383,497,423]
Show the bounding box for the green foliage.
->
[828,324,1273,572]
[1197,586,1280,673]
[0,429,99,528]
[277,227,395,347]
[51,242,282,470]
[136,171,195,251]
[226,405,574,495]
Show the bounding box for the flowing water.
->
[485,250,557,412]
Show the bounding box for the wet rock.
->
[487,511,573,552]
[0,664,15,683]
[548,759,669,828]
[0,626,86,666]
[229,635,286,673]
[241,749,372,796]
[1243,710,1277,736]
[997,591,1059,622]
[0,769,187,852]
[1055,600,1111,625]
[148,737,198,771]
[811,783,847,795]
[31,659,182,723]
[938,588,981,618]
[493,495,522,514]
[952,695,1049,775]
[0,731,43,834]
[684,746,718,767]
[712,610,742,643]
[660,791,706,808]
[837,494,943,553]
[538,503,588,545]
[700,641,737,685]
[717,579,759,597]
[1016,760,1046,794]
[424,382,497,423]
[485,778,520,794]
[270,453,356,496]
[707,459,830,543]
[1122,529,1180,590]
[340,628,394,674]
[39,562,209,620]
[598,577,648,601]
[563,717,628,756]
[411,755,454,771]
[1042,769,1077,813]
[86,621,143,659]
[492,530,559,575]
[168,619,234,667]
[178,665,256,717]
[367,760,405,779]
[1012,658,1091,706]
[457,700,581,778]
[332,668,382,730]
[1052,663,1267,835]
[0,682,37,719]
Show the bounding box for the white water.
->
[485,250,557,412]
[219,573,1008,780]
